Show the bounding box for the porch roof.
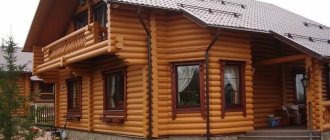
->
[108,0,330,60]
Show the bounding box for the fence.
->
[30,105,55,127]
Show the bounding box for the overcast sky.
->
[0,0,329,48]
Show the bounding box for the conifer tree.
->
[0,36,42,140]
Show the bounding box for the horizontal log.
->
[257,54,307,66]
[43,23,92,51]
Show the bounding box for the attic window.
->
[178,3,241,17]
[284,33,330,44]
[303,22,328,30]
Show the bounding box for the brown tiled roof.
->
[0,47,32,72]
[108,0,330,59]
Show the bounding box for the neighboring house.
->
[22,0,330,139]
[0,48,54,109]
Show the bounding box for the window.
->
[102,68,126,123]
[93,3,107,27]
[74,12,88,30]
[39,82,54,93]
[93,3,108,41]
[325,64,330,100]
[220,61,246,118]
[295,73,306,104]
[67,78,82,120]
[171,62,205,119]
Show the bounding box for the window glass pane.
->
[39,83,54,93]
[68,79,81,112]
[94,4,107,27]
[105,71,124,110]
[75,12,88,30]
[295,74,305,103]
[176,65,200,107]
[224,65,241,106]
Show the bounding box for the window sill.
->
[65,113,81,121]
[175,108,201,113]
[224,106,244,112]
[101,115,125,124]
[101,110,126,124]
[172,107,203,120]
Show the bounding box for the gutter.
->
[136,7,153,140]
[205,28,220,140]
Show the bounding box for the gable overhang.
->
[23,0,78,52]
[270,31,324,60]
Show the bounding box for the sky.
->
[0,0,329,48]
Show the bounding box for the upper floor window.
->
[102,68,127,123]
[75,11,88,30]
[171,62,205,119]
[221,60,246,118]
[93,3,107,27]
[67,78,82,120]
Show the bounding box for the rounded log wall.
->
[251,36,282,128]
[153,14,254,136]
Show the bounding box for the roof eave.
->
[106,0,180,11]
[270,31,323,60]
[23,0,54,52]
[206,24,270,34]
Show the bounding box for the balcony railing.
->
[43,22,107,62]
[36,22,108,74]
[323,101,330,130]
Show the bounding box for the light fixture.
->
[301,75,309,89]
[79,0,87,6]
[301,68,310,89]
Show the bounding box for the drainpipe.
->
[205,28,220,140]
[137,7,153,140]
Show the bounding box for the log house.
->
[23,0,330,139]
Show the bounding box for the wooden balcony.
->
[35,22,110,74]
[323,100,330,130]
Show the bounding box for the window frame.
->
[325,64,330,100]
[66,77,82,120]
[74,11,88,30]
[293,69,307,104]
[102,68,127,118]
[220,60,246,118]
[171,61,205,119]
[93,2,107,27]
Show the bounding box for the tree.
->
[0,36,42,140]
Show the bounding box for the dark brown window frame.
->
[171,61,205,120]
[93,2,107,27]
[74,11,88,30]
[325,64,330,100]
[293,68,306,104]
[66,77,82,121]
[101,68,127,123]
[220,60,246,118]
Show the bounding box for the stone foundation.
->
[64,129,241,140]
[65,129,143,140]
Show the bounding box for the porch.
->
[238,126,320,140]
[250,33,329,132]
